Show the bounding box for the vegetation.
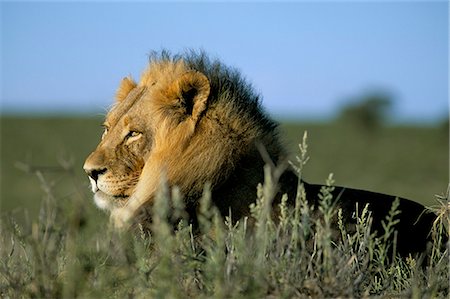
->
[0,116,448,298]
[336,91,393,131]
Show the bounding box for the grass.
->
[0,116,449,297]
[281,121,449,207]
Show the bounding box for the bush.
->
[337,92,392,131]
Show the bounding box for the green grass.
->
[0,116,448,297]
[280,121,448,207]
[1,116,103,222]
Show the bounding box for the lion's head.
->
[84,51,284,225]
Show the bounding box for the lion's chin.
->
[93,191,128,211]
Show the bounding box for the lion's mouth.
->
[112,193,129,200]
[89,178,129,199]
[88,178,130,211]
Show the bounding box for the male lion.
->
[84,51,442,257]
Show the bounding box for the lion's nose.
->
[84,167,107,182]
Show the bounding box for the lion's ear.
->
[116,76,137,102]
[176,71,210,121]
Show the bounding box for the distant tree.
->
[337,92,392,131]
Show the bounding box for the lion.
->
[84,51,443,257]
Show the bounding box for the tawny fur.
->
[84,52,281,227]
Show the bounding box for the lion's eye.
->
[127,131,140,138]
[125,131,142,143]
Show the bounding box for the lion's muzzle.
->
[84,166,106,183]
[83,165,106,190]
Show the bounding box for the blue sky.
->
[1,1,448,123]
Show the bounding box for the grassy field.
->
[281,121,449,207]
[0,116,448,298]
